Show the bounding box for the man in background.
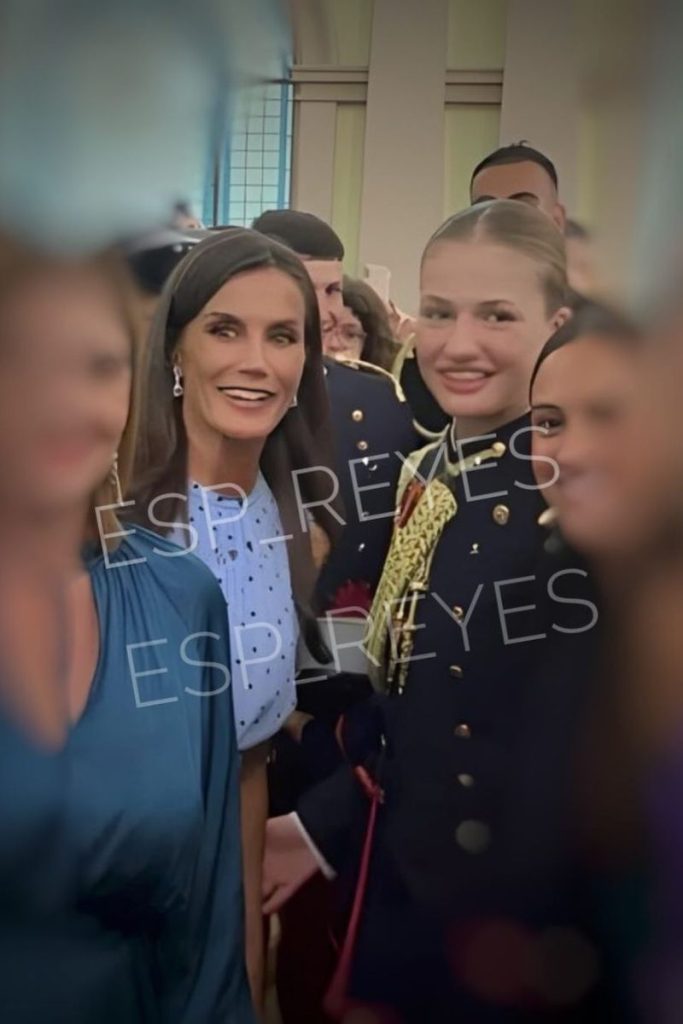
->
[470,140,567,230]
[253,208,418,1024]
[253,209,418,614]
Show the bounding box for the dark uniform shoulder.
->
[324,356,419,459]
[392,337,451,440]
[327,355,406,403]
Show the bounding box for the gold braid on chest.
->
[364,439,503,694]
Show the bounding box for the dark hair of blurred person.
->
[126,229,196,298]
[0,241,254,1021]
[470,141,566,231]
[124,229,197,345]
[332,276,399,370]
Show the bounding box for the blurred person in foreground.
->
[532,295,683,1021]
[0,236,89,1021]
[529,301,664,1018]
[0,243,254,1022]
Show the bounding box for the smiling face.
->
[323,306,365,360]
[303,258,344,340]
[0,265,132,518]
[417,239,568,436]
[530,335,656,557]
[176,265,306,447]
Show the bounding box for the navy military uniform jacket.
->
[315,358,419,613]
[298,415,616,1021]
[269,359,419,815]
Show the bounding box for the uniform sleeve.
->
[160,594,256,1024]
[297,692,386,872]
[296,762,369,874]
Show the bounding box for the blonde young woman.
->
[264,202,621,1022]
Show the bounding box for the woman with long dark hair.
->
[132,227,341,1007]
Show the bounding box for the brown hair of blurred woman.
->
[341,276,399,370]
[0,236,139,747]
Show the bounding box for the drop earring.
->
[173,365,184,398]
[289,392,298,408]
[110,451,123,505]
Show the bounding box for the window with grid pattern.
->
[193,79,292,228]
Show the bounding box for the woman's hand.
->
[309,521,331,570]
[262,815,320,915]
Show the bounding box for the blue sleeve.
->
[160,595,256,1023]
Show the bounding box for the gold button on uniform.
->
[492,504,510,526]
[454,723,471,739]
[452,606,464,620]
[352,409,364,422]
[357,440,368,452]
[449,664,463,679]
[492,441,507,457]
[457,773,475,788]
[455,820,491,854]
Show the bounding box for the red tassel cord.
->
[323,765,384,1019]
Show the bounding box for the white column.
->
[357,0,449,312]
[500,0,580,213]
[291,100,337,222]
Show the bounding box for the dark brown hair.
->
[131,227,342,656]
[529,299,642,399]
[342,276,399,371]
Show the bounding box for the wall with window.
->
[213,0,610,308]
[187,73,293,228]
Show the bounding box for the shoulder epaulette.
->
[396,430,449,505]
[390,332,417,382]
[335,356,407,404]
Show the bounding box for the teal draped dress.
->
[59,525,255,1022]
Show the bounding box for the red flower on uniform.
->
[328,580,373,616]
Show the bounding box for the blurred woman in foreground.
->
[0,241,253,1021]
[529,300,683,1021]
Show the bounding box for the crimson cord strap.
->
[323,765,383,1019]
